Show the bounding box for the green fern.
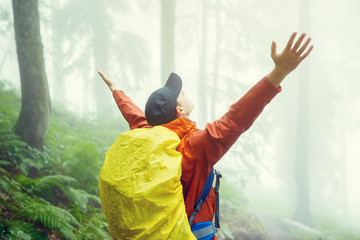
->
[78,217,111,240]
[87,193,102,205]
[0,174,22,194]
[8,192,78,239]
[65,187,101,212]
[21,200,79,240]
[0,160,12,166]
[6,230,31,240]
[0,138,27,150]
[4,220,47,240]
[0,81,114,239]
[0,129,55,176]
[15,173,77,194]
[0,167,7,175]
[0,159,10,175]
[0,133,39,176]
[34,174,77,193]
[14,174,34,189]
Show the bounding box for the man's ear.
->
[176,106,184,116]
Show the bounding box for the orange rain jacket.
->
[113,76,281,239]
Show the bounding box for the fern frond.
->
[4,220,47,240]
[0,167,7,175]
[24,202,79,227]
[21,201,78,240]
[0,160,12,166]
[64,187,98,212]
[0,130,21,141]
[77,213,111,240]
[7,230,32,240]
[78,221,111,240]
[88,194,101,205]
[34,174,77,193]
[0,139,27,149]
[15,174,35,189]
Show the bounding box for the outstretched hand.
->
[271,32,313,74]
[268,32,314,87]
[96,67,118,92]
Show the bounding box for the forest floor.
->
[258,213,300,240]
[258,212,331,240]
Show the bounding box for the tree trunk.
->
[198,0,208,125]
[210,0,220,120]
[0,40,12,74]
[13,0,51,150]
[51,6,66,104]
[292,0,313,226]
[161,0,175,84]
[340,72,348,218]
[90,0,109,113]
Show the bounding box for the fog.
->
[1,0,360,238]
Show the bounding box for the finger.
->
[297,37,311,55]
[292,33,306,51]
[97,68,107,78]
[271,41,277,58]
[300,45,314,61]
[98,71,105,78]
[285,32,297,50]
[97,67,104,75]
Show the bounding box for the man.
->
[97,32,313,239]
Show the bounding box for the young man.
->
[97,32,313,239]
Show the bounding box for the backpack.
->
[99,126,196,240]
[99,126,221,240]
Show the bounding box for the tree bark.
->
[51,6,66,103]
[90,0,109,113]
[198,0,208,124]
[13,0,51,150]
[292,0,313,226]
[210,0,220,120]
[161,0,175,84]
[0,40,12,74]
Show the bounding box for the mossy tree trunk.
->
[13,0,51,150]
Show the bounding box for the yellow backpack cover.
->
[99,126,196,240]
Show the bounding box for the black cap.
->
[145,73,182,126]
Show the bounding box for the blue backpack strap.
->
[189,167,222,239]
[213,169,222,228]
[188,168,222,226]
[188,168,215,225]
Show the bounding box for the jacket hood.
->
[161,117,197,139]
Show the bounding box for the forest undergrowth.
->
[0,80,120,240]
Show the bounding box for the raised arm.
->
[188,32,313,167]
[187,76,280,167]
[97,68,151,130]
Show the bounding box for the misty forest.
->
[1,0,360,239]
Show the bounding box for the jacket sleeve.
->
[113,90,152,130]
[188,76,281,167]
